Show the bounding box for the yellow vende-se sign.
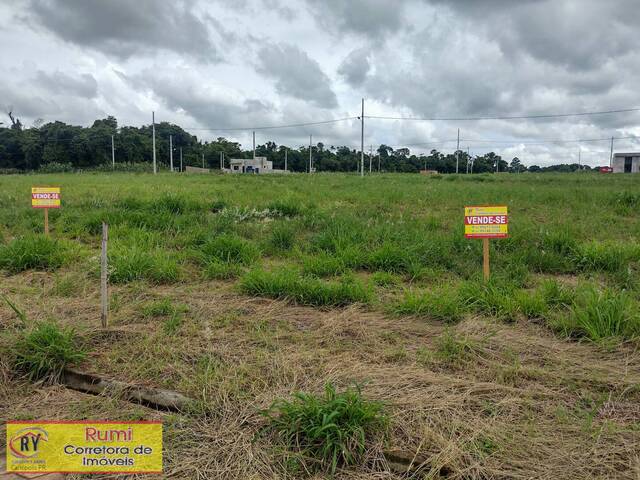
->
[6,421,162,474]
[31,187,61,209]
[464,205,508,239]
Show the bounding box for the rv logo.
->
[8,427,49,459]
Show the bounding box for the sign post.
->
[464,205,508,282]
[31,187,61,235]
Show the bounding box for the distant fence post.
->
[101,223,109,328]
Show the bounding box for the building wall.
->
[612,155,640,173]
[228,157,274,174]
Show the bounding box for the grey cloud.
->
[26,0,218,62]
[263,0,297,21]
[338,48,371,86]
[34,71,98,98]
[256,43,338,109]
[305,0,408,39]
[124,68,277,130]
[426,0,638,71]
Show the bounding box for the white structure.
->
[612,153,640,173]
[228,157,273,174]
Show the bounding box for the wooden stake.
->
[44,208,49,235]
[483,238,490,282]
[100,223,109,328]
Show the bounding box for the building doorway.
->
[624,156,632,173]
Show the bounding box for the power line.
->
[460,135,639,146]
[364,107,640,122]
[184,116,358,132]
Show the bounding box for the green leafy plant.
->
[13,321,86,382]
[392,288,462,323]
[0,235,72,273]
[555,288,639,341]
[240,268,371,307]
[262,384,387,474]
[109,246,179,284]
[200,234,260,265]
[141,298,188,334]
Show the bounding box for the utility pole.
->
[578,148,581,170]
[180,147,183,172]
[169,135,173,172]
[360,98,364,177]
[456,128,460,174]
[152,111,157,174]
[284,148,288,172]
[466,147,470,174]
[309,134,312,173]
[377,154,380,172]
[253,131,256,160]
[202,152,205,169]
[111,135,115,169]
[610,136,614,168]
[496,156,499,173]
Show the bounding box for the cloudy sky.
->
[1,0,640,166]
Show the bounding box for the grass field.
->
[1,171,640,478]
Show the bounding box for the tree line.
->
[0,115,593,174]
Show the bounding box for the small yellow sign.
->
[31,187,61,209]
[6,421,162,474]
[464,205,508,238]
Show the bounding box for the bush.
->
[200,234,260,265]
[0,235,72,273]
[39,162,74,173]
[392,289,462,323]
[240,268,371,307]
[110,247,179,284]
[554,288,640,341]
[13,321,86,382]
[262,384,387,474]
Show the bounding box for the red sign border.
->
[31,186,61,209]
[464,205,509,239]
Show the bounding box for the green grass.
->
[0,171,638,344]
[262,384,387,474]
[199,234,260,265]
[203,260,242,280]
[302,253,346,277]
[391,288,463,322]
[13,321,86,382]
[417,329,479,366]
[141,298,188,334]
[267,222,297,252]
[552,287,640,341]
[110,246,179,284]
[0,234,73,273]
[459,281,519,322]
[240,268,372,307]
